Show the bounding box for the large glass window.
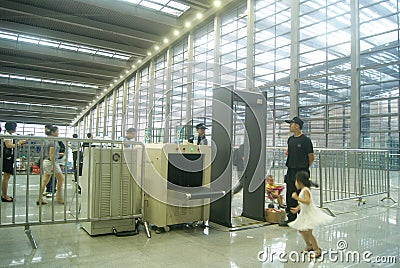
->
[97,100,104,137]
[298,0,352,148]
[153,55,167,142]
[193,21,215,139]
[220,3,248,90]
[255,0,292,146]
[105,94,114,137]
[359,0,399,151]
[125,75,136,130]
[170,40,188,143]
[137,66,150,141]
[115,86,124,139]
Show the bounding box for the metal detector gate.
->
[210,87,266,227]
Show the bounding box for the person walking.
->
[280,116,314,226]
[36,126,65,205]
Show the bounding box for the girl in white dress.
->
[288,171,334,258]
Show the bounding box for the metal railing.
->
[266,147,396,213]
[0,135,149,248]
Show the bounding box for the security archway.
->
[210,87,266,227]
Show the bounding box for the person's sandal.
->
[36,199,48,205]
[301,246,314,254]
[57,198,65,204]
[1,196,14,202]
[310,248,321,258]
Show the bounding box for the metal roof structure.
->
[0,0,217,125]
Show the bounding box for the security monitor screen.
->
[168,153,204,188]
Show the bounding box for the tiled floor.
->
[0,173,399,267]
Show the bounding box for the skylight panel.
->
[96,50,114,57]
[120,0,189,17]
[38,39,60,48]
[161,6,182,16]
[59,43,79,51]
[78,46,97,54]
[10,75,25,80]
[18,35,40,44]
[124,0,141,4]
[25,77,41,82]
[113,54,131,60]
[0,31,17,41]
[0,30,132,61]
[140,1,163,11]
[168,1,189,12]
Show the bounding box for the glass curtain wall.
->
[298,0,352,148]
[359,0,399,150]
[97,100,104,137]
[73,0,399,156]
[115,86,124,139]
[254,0,291,147]
[193,21,214,137]
[220,3,248,90]
[137,66,150,141]
[91,108,97,137]
[170,40,188,143]
[153,54,167,143]
[105,93,113,138]
[125,75,136,130]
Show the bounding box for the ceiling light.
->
[214,0,221,7]
[119,75,123,78]
[137,59,142,63]
[163,38,169,44]
[185,22,191,28]
[110,83,113,87]
[131,64,136,68]
[173,30,180,36]
[104,89,108,92]
[147,51,152,56]
[125,70,129,74]
[114,79,117,83]
[196,13,203,19]
[154,45,160,50]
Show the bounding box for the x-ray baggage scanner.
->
[143,143,222,231]
[80,147,142,236]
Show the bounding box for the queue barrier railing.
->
[0,135,149,249]
[266,147,396,214]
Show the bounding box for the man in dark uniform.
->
[195,123,208,145]
[279,116,314,226]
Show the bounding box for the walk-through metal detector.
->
[210,87,266,227]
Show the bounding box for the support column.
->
[163,48,172,143]
[213,15,221,88]
[186,32,194,136]
[148,60,155,142]
[289,0,300,116]
[246,0,255,91]
[121,80,128,134]
[111,89,117,140]
[350,0,361,149]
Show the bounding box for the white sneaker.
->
[46,193,56,198]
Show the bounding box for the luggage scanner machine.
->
[144,143,224,231]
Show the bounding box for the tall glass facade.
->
[75,0,399,161]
